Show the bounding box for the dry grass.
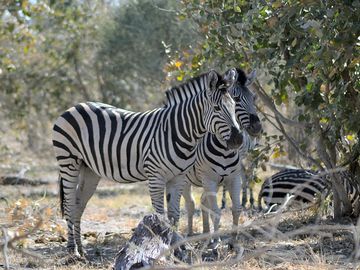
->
[1,161,359,269]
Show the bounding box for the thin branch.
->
[274,114,323,168]
[0,214,43,263]
[74,53,90,100]
[259,108,283,133]
[253,80,309,128]
[2,228,9,270]
[147,212,356,270]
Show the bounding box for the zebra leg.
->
[182,183,195,236]
[200,192,210,234]
[227,177,241,243]
[73,165,100,256]
[58,162,82,255]
[240,169,247,208]
[221,186,227,209]
[203,181,221,236]
[249,187,255,208]
[148,177,165,216]
[241,185,247,208]
[166,178,185,226]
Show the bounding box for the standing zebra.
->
[220,160,257,209]
[258,169,330,212]
[182,68,262,238]
[52,70,242,256]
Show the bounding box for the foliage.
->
[177,0,360,218]
[96,0,198,110]
[0,0,196,150]
[0,197,64,267]
[0,0,106,150]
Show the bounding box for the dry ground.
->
[1,158,360,270]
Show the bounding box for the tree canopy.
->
[173,0,359,218]
[0,0,196,149]
[96,0,198,110]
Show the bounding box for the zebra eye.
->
[214,105,221,111]
[234,96,241,102]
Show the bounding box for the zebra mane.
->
[163,72,210,107]
[230,68,252,98]
[235,68,247,86]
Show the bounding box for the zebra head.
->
[203,69,242,149]
[223,68,262,137]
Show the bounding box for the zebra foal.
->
[182,68,262,239]
[258,169,360,215]
[258,169,329,212]
[52,70,242,256]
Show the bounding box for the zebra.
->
[52,69,242,256]
[343,171,360,217]
[258,168,360,214]
[181,68,262,238]
[220,160,257,209]
[258,169,330,212]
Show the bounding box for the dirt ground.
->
[1,159,360,270]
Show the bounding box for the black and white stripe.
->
[182,68,262,237]
[52,70,241,255]
[221,162,256,209]
[258,169,360,214]
[258,169,329,212]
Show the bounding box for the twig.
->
[274,114,322,168]
[252,81,309,128]
[147,212,356,269]
[2,228,9,270]
[0,213,44,265]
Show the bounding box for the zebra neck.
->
[188,92,208,141]
[165,92,207,149]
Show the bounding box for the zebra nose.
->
[226,127,243,150]
[250,114,260,123]
[248,114,262,136]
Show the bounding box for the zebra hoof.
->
[77,248,87,258]
[201,243,219,261]
[67,245,86,258]
[59,253,87,266]
[227,235,239,250]
[207,238,220,249]
[229,243,244,258]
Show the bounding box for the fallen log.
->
[113,214,187,270]
[0,176,48,186]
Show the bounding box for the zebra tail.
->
[59,175,65,218]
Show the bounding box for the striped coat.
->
[52,70,241,255]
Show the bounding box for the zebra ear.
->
[207,69,219,92]
[246,70,256,86]
[223,68,237,86]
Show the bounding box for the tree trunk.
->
[315,122,352,219]
[331,173,352,219]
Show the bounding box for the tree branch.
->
[274,114,323,168]
[0,214,43,268]
[252,81,309,128]
[74,52,90,101]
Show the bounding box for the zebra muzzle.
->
[247,114,262,136]
[226,127,243,150]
